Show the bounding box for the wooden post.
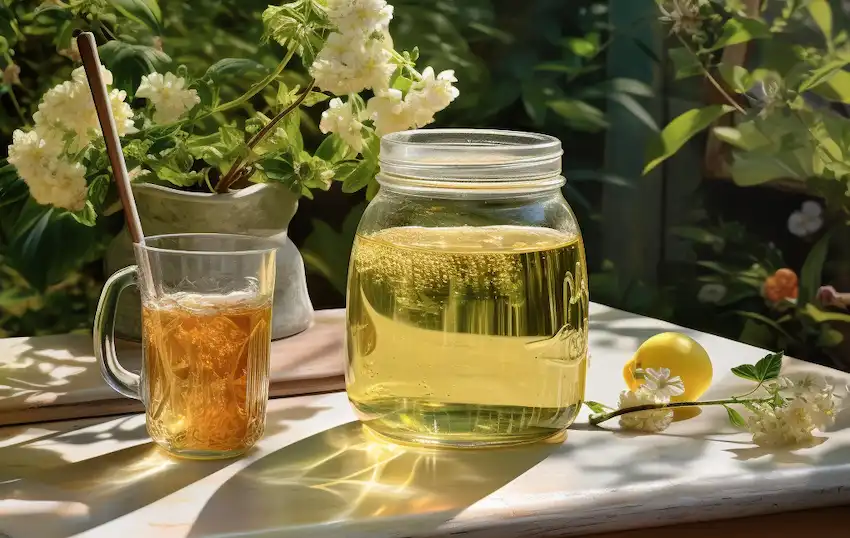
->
[601,0,665,284]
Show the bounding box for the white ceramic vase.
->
[104,182,314,341]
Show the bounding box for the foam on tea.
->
[142,291,272,456]
[346,225,589,446]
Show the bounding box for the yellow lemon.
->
[623,332,713,402]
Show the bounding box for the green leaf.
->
[755,351,784,381]
[718,64,754,94]
[724,405,746,428]
[668,48,703,80]
[609,93,658,132]
[730,153,801,186]
[203,58,269,84]
[804,303,850,324]
[108,0,162,33]
[302,91,330,107]
[563,35,599,58]
[811,69,850,104]
[817,327,844,347]
[731,351,783,383]
[340,159,377,193]
[584,401,609,414]
[806,0,833,44]
[712,124,771,151]
[547,99,608,132]
[643,105,736,174]
[799,232,831,306]
[708,18,771,52]
[734,311,794,341]
[739,319,776,348]
[797,59,850,93]
[366,179,380,200]
[5,202,114,290]
[315,134,353,163]
[98,40,171,94]
[731,364,760,382]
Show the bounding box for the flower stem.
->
[674,34,746,115]
[589,396,772,426]
[213,44,296,115]
[215,78,316,193]
[6,86,27,126]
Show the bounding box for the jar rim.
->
[378,129,564,192]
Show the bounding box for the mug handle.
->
[93,265,142,400]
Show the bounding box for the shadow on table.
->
[0,442,230,538]
[589,306,697,350]
[0,402,335,538]
[188,421,558,537]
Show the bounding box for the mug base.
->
[157,445,251,460]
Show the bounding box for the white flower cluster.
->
[314,1,459,150]
[787,200,823,238]
[617,368,685,433]
[366,67,460,136]
[747,375,842,447]
[136,72,201,124]
[311,0,395,95]
[7,66,135,211]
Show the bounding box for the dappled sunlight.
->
[0,334,143,425]
[187,421,557,537]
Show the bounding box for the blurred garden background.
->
[2,0,850,371]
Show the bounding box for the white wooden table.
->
[1,304,849,538]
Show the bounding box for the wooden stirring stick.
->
[76,32,156,297]
[76,32,146,246]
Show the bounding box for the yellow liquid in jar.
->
[346,225,589,447]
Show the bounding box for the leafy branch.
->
[216,78,316,193]
[589,351,785,427]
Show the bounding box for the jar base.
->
[360,423,569,449]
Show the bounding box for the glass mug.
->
[94,233,277,459]
[346,129,589,448]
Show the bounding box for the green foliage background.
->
[0,0,615,335]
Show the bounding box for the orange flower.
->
[763,268,798,302]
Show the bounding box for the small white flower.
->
[788,200,823,237]
[764,375,794,391]
[28,158,88,211]
[32,66,135,150]
[697,283,726,304]
[7,129,61,181]
[405,67,460,127]
[7,129,88,211]
[617,388,673,433]
[327,0,394,36]
[641,367,685,398]
[790,375,839,430]
[364,88,414,136]
[319,97,364,152]
[136,72,200,124]
[109,88,138,136]
[310,32,395,95]
[71,65,113,87]
[747,401,816,447]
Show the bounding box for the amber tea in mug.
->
[94,234,276,459]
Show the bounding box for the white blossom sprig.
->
[587,352,847,448]
[7,65,135,212]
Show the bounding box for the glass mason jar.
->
[346,129,589,448]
